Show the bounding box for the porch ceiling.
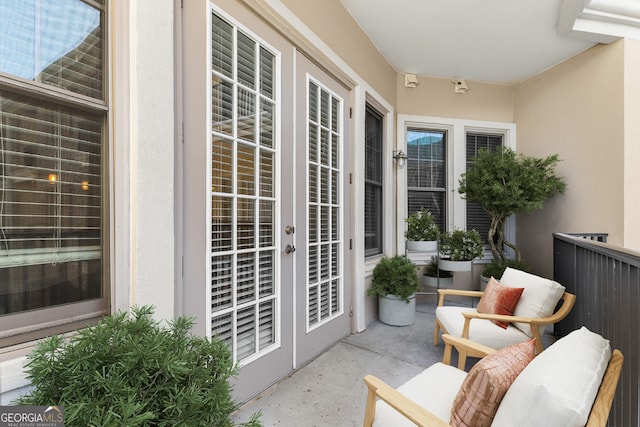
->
[340,0,640,85]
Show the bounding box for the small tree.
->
[458,147,566,262]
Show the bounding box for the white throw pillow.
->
[499,267,565,336]
[491,327,611,427]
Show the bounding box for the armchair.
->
[433,267,576,369]
[364,329,623,427]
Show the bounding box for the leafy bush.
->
[424,256,453,278]
[16,306,261,427]
[405,208,440,241]
[439,229,484,261]
[481,258,530,279]
[367,256,419,302]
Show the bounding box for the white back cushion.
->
[499,267,565,336]
[492,326,611,427]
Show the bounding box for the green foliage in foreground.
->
[368,255,420,302]
[17,306,261,427]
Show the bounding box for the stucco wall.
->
[280,0,397,105]
[514,41,625,277]
[397,75,514,122]
[624,39,640,251]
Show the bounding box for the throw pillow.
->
[450,338,536,427]
[477,277,524,329]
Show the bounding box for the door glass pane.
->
[307,79,343,330]
[210,12,278,363]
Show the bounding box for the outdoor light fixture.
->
[392,150,409,168]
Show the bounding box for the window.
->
[466,132,503,245]
[406,129,446,232]
[399,115,515,255]
[364,105,383,256]
[0,0,108,347]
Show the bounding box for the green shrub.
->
[439,229,484,261]
[405,208,440,241]
[367,256,419,302]
[16,306,261,427]
[481,258,530,279]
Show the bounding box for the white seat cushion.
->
[373,362,466,427]
[492,326,611,427]
[436,306,530,349]
[499,267,565,337]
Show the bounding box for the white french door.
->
[182,0,351,403]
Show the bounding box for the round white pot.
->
[423,275,454,288]
[406,240,438,252]
[378,294,416,326]
[438,258,473,272]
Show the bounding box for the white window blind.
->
[465,132,503,245]
[210,11,278,363]
[307,79,342,329]
[406,129,446,231]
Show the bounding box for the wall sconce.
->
[48,173,58,183]
[392,150,409,168]
[404,73,419,88]
[452,79,469,94]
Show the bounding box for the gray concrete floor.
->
[232,301,555,427]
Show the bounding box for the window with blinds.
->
[210,12,278,363]
[0,0,106,340]
[465,132,503,245]
[307,79,342,330]
[406,129,446,231]
[364,105,382,257]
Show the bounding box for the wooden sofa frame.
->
[363,334,623,427]
[433,289,576,369]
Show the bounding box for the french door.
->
[182,1,351,403]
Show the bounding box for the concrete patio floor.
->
[232,301,556,427]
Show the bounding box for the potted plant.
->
[405,208,440,251]
[367,255,420,326]
[423,256,453,289]
[438,228,484,271]
[458,146,566,263]
[480,258,530,290]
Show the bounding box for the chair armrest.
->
[436,289,484,306]
[363,374,451,427]
[441,334,496,361]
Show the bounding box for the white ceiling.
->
[339,0,640,85]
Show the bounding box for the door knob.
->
[285,244,296,254]
[285,225,295,235]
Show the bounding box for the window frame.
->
[0,0,110,349]
[396,115,516,262]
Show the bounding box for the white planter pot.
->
[406,240,438,252]
[438,258,473,272]
[422,275,454,288]
[378,294,416,326]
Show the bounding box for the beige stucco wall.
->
[624,39,640,251]
[397,75,514,122]
[280,0,397,105]
[514,41,625,277]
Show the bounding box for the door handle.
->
[285,244,296,254]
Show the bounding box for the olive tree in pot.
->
[458,146,566,263]
[367,255,420,326]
